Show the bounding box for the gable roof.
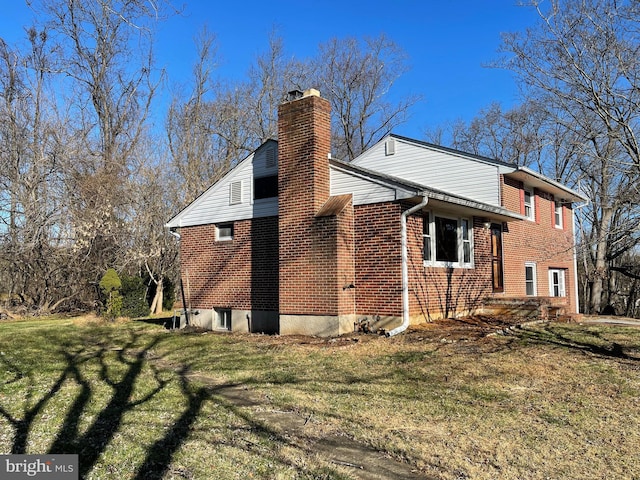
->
[165,140,277,229]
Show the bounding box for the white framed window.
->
[215,308,231,330]
[524,188,535,220]
[216,222,234,241]
[548,269,566,297]
[525,262,537,296]
[554,201,563,229]
[423,212,474,268]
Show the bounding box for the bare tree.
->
[500,0,640,313]
[37,0,171,295]
[309,34,421,160]
[0,30,79,313]
[167,27,256,205]
[126,138,179,314]
[246,31,306,142]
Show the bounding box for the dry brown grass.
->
[1,316,639,479]
[217,318,640,479]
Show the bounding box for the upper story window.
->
[254,175,278,200]
[216,222,234,241]
[423,212,474,268]
[554,201,563,229]
[524,188,535,220]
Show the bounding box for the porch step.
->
[482,297,568,320]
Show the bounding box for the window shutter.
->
[519,188,526,216]
[551,195,556,228]
[534,189,540,224]
[229,181,242,205]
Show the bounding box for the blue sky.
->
[1,0,539,139]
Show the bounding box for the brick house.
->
[166,89,587,336]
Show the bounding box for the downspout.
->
[168,226,189,325]
[387,195,429,337]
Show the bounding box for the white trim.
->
[525,262,537,296]
[423,211,474,269]
[524,187,535,221]
[216,222,234,241]
[548,269,566,297]
[554,201,563,229]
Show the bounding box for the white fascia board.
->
[508,166,588,203]
[165,151,255,229]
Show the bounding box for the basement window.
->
[215,308,231,331]
[254,175,278,200]
[216,223,234,241]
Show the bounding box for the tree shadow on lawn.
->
[510,324,640,362]
[0,330,342,479]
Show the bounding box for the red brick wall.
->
[354,202,403,316]
[278,92,337,315]
[353,203,494,320]
[179,216,279,311]
[337,199,356,316]
[500,175,577,312]
[407,214,493,320]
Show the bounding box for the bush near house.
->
[121,274,151,318]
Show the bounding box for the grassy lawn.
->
[1,316,639,479]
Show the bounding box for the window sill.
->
[424,261,474,269]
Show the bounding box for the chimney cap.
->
[286,89,303,101]
[285,88,321,102]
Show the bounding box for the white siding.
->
[353,137,502,206]
[167,141,278,228]
[330,167,414,205]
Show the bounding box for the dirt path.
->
[182,373,431,480]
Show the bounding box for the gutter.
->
[387,195,429,337]
[168,227,181,240]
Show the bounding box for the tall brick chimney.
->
[278,89,335,333]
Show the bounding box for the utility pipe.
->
[387,195,429,337]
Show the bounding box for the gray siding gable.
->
[166,140,278,228]
[352,135,505,207]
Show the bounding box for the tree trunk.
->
[590,208,614,313]
[150,277,164,315]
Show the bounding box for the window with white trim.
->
[423,212,474,267]
[525,262,537,296]
[524,188,535,220]
[548,269,566,297]
[216,222,234,241]
[554,201,563,229]
[215,308,231,330]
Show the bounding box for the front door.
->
[491,224,504,292]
